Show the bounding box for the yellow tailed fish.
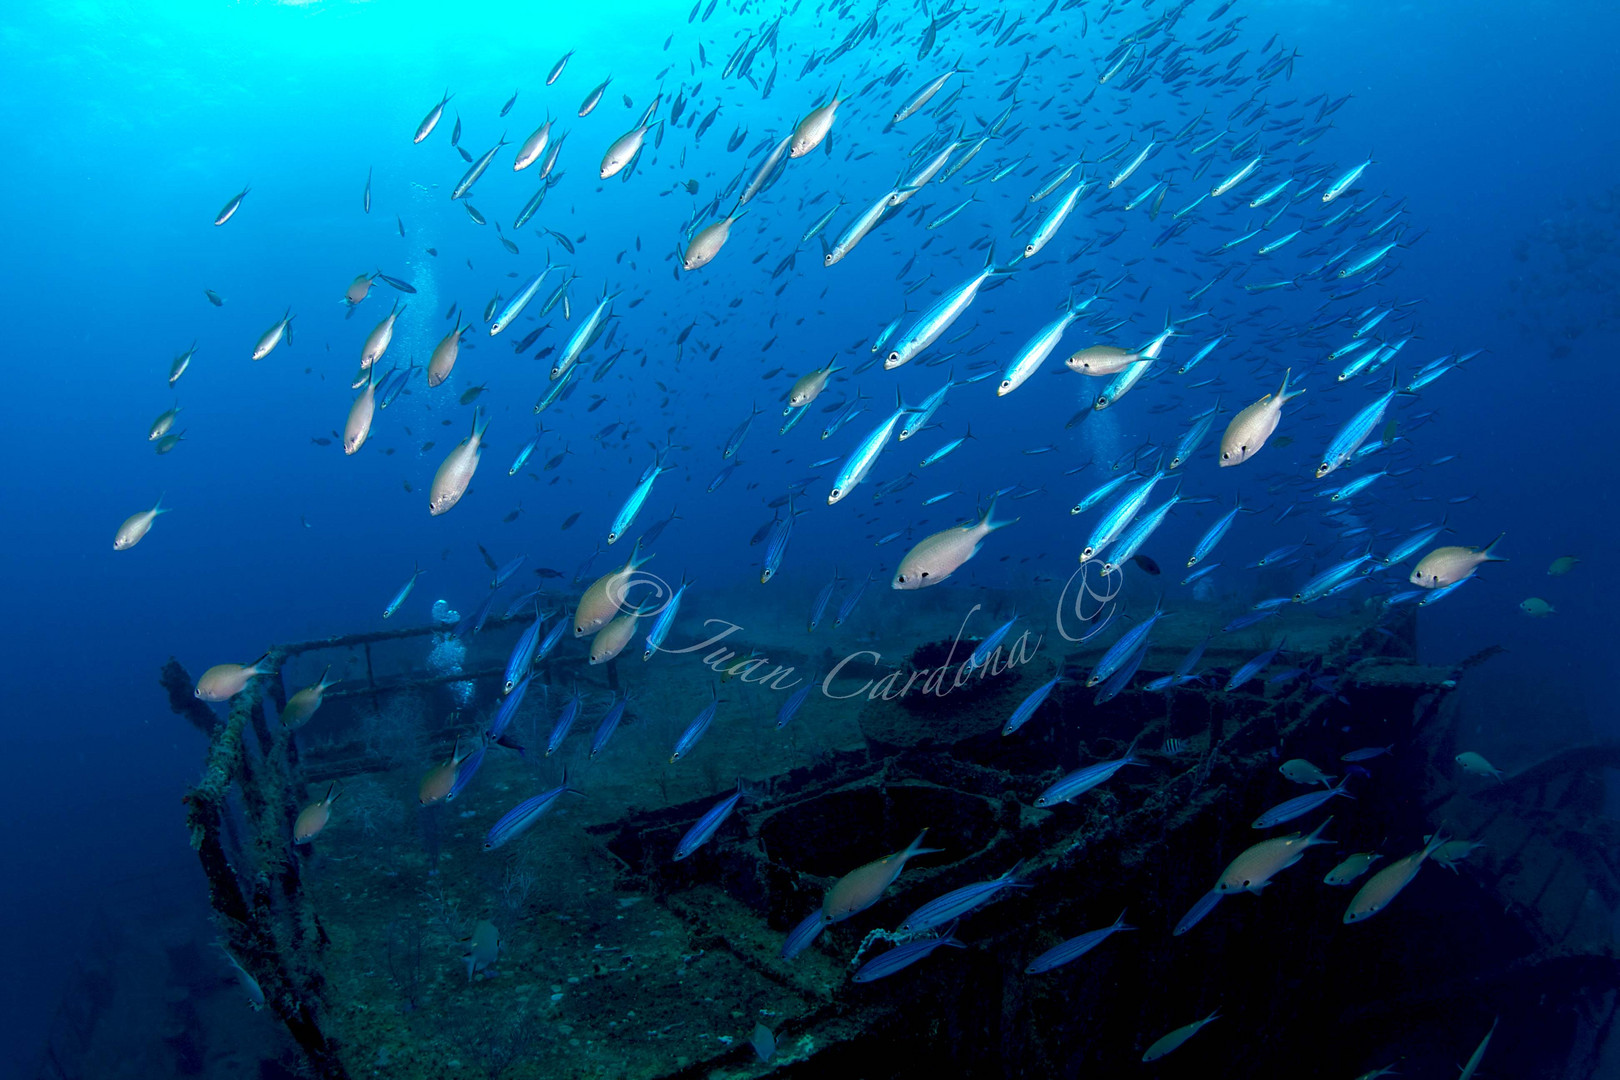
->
[194,654,276,702]
[419,737,477,805]
[1219,367,1303,466]
[1410,534,1505,588]
[893,495,1017,589]
[293,782,342,844]
[1323,852,1382,886]
[281,665,339,729]
[1141,1010,1219,1062]
[1215,817,1334,894]
[589,603,647,665]
[1343,832,1449,923]
[114,495,170,550]
[823,830,942,923]
[574,538,654,637]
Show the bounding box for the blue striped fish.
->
[1224,639,1286,691]
[445,737,488,802]
[589,693,632,759]
[673,781,745,860]
[1036,738,1145,807]
[1025,911,1133,974]
[1316,372,1401,479]
[808,568,838,631]
[483,771,583,851]
[1081,468,1166,563]
[851,929,966,982]
[547,686,582,756]
[776,679,815,729]
[1093,642,1149,705]
[642,577,690,660]
[1071,472,1132,516]
[1003,674,1064,736]
[1172,889,1224,936]
[761,497,805,582]
[899,863,1027,934]
[487,675,531,742]
[780,910,826,960]
[1188,497,1244,568]
[1088,599,1167,687]
[383,563,424,619]
[968,612,1021,669]
[1252,777,1353,829]
[834,569,874,627]
[535,615,568,661]
[503,612,543,693]
[670,685,720,763]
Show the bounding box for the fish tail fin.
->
[981,493,1019,532]
[1482,532,1508,562]
[1277,366,1305,404]
[983,241,1014,278]
[561,766,587,798]
[904,827,945,859]
[1124,730,1145,760]
[471,407,491,441]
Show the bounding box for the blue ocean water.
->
[3,0,1619,1075]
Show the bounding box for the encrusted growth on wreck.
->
[165,606,1620,1078]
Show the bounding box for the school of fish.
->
[130,0,1529,1067]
